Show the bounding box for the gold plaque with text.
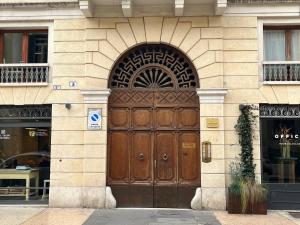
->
[182,143,196,148]
[206,118,219,128]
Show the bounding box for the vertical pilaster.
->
[81,89,112,208]
[197,88,227,210]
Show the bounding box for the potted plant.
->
[228,161,242,214]
[228,162,267,214]
[227,104,268,214]
[241,179,267,214]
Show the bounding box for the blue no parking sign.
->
[88,108,102,130]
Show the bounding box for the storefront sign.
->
[206,118,219,128]
[29,130,48,137]
[275,134,299,139]
[0,129,10,140]
[87,108,102,130]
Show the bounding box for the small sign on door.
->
[88,108,102,130]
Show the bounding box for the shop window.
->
[0,105,51,202]
[261,104,300,183]
[0,30,48,64]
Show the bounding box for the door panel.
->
[130,185,153,207]
[110,185,130,207]
[131,132,152,183]
[155,108,176,130]
[178,132,200,184]
[109,108,129,130]
[132,108,153,129]
[178,108,199,129]
[155,132,176,183]
[108,132,129,183]
[154,185,177,208]
[177,185,198,208]
[108,90,200,208]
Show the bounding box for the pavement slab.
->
[214,211,297,225]
[21,208,94,225]
[0,207,45,225]
[84,209,221,225]
[0,207,297,225]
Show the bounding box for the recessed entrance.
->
[107,44,200,208]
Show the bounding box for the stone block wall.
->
[1,15,299,209]
[48,16,229,209]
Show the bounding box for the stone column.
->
[81,89,114,208]
[197,88,227,210]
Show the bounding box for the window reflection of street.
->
[0,127,50,203]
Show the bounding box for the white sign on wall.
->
[0,129,10,140]
[87,108,102,130]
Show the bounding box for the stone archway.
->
[107,43,200,208]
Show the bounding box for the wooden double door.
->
[107,90,200,208]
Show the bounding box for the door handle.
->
[162,153,168,161]
[139,153,144,161]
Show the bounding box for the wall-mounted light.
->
[202,141,212,163]
[65,103,71,110]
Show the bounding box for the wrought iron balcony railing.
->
[228,0,300,4]
[0,64,49,85]
[263,62,300,82]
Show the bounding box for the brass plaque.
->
[182,142,196,148]
[206,118,219,128]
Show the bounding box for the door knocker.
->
[139,153,144,161]
[162,153,168,161]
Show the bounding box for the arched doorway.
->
[107,44,200,208]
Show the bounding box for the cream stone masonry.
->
[197,88,227,209]
[81,90,112,208]
[47,16,235,209]
[1,14,296,209]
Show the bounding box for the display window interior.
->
[261,118,300,183]
[0,104,51,203]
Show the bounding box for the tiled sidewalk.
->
[215,211,298,225]
[0,207,45,225]
[0,207,298,225]
[21,208,93,225]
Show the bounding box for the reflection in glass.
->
[3,33,23,64]
[264,30,286,61]
[0,127,51,202]
[28,33,48,63]
[262,119,300,183]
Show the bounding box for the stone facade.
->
[1,14,299,209]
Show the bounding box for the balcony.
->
[263,62,300,83]
[0,64,49,86]
[228,0,300,4]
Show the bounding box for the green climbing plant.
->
[234,104,257,181]
[228,105,267,214]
